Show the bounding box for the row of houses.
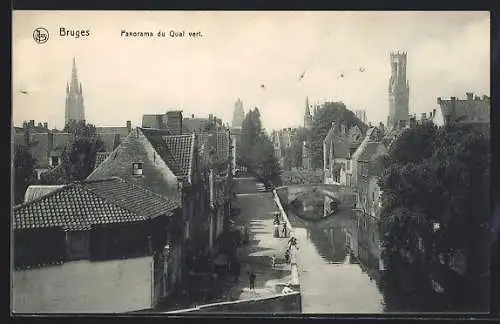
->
[13,120,133,180]
[12,112,238,313]
[322,92,490,289]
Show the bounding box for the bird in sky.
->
[337,72,345,79]
[260,84,266,90]
[298,71,306,81]
[359,67,366,72]
[20,90,28,94]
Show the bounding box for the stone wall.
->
[12,257,153,313]
[166,292,301,314]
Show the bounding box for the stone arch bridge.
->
[275,183,357,210]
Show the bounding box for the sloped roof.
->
[87,131,180,200]
[94,152,111,170]
[197,131,231,168]
[357,142,387,162]
[24,185,65,203]
[141,128,195,179]
[332,140,351,159]
[98,133,121,152]
[13,177,179,231]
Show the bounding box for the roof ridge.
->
[188,133,196,183]
[160,136,185,175]
[14,183,74,210]
[117,176,180,208]
[79,180,147,221]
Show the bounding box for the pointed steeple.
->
[70,57,79,93]
[305,97,311,115]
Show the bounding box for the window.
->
[51,156,59,167]
[132,162,143,176]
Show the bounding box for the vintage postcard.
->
[11,11,490,314]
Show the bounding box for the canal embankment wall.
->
[163,291,301,314]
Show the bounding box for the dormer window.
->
[132,162,143,176]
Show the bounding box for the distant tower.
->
[304,97,313,129]
[232,98,245,129]
[388,52,410,131]
[65,58,85,126]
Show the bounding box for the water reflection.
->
[288,198,385,313]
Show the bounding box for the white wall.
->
[12,256,153,314]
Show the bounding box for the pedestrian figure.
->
[288,237,298,250]
[271,254,276,269]
[282,222,288,238]
[248,270,256,290]
[285,249,290,263]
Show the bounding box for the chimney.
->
[48,132,54,151]
[466,92,473,101]
[166,111,183,135]
[43,122,48,129]
[126,120,132,133]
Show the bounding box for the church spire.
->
[70,57,79,94]
[305,96,311,115]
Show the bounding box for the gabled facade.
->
[323,122,363,185]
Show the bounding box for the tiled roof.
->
[98,133,121,152]
[141,128,195,179]
[13,177,180,231]
[24,185,65,203]
[87,130,180,200]
[94,152,111,170]
[197,131,231,168]
[332,141,351,159]
[357,142,387,162]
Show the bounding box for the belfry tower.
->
[65,58,85,126]
[387,51,409,131]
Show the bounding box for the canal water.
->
[287,206,385,313]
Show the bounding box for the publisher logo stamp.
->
[33,27,49,44]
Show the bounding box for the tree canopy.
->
[41,121,105,184]
[378,123,490,312]
[238,108,282,186]
[310,102,367,169]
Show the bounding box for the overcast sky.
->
[13,11,489,131]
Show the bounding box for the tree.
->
[379,123,490,312]
[287,127,309,169]
[310,102,367,169]
[239,108,282,185]
[40,121,105,184]
[13,144,37,205]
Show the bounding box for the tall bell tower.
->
[65,57,86,126]
[387,51,409,131]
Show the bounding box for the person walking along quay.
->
[248,270,256,291]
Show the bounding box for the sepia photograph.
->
[11,11,490,314]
